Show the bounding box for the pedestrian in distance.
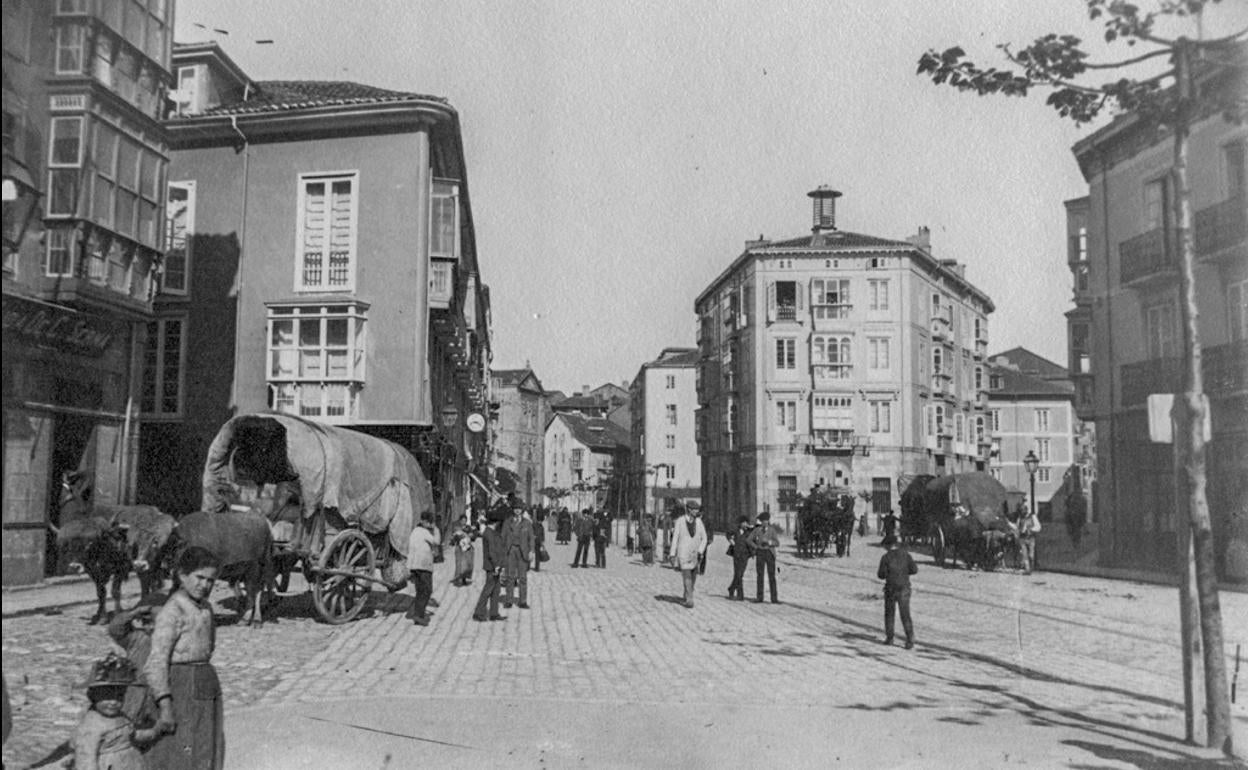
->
[557,508,572,545]
[877,534,917,649]
[144,545,225,769]
[726,516,755,600]
[637,514,656,566]
[1018,504,1042,575]
[668,502,708,609]
[406,510,440,626]
[531,508,547,573]
[502,504,534,609]
[572,508,594,568]
[449,515,476,587]
[473,508,507,621]
[593,509,610,568]
[74,654,160,770]
[881,509,899,543]
[748,512,781,604]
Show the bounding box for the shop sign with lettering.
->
[2,295,119,357]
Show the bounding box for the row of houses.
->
[3,8,491,585]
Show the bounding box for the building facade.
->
[543,412,629,513]
[3,0,175,584]
[694,188,994,533]
[142,42,491,525]
[629,347,701,518]
[489,367,548,504]
[1068,52,1247,582]
[985,351,1079,516]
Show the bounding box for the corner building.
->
[694,188,994,532]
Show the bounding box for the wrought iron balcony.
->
[1120,341,1247,406]
[1120,227,1179,287]
[1195,195,1246,260]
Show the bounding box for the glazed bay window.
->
[87,119,165,247]
[55,24,86,74]
[47,116,83,217]
[297,173,358,291]
[811,278,850,319]
[141,316,185,417]
[812,395,853,446]
[430,179,459,259]
[162,181,194,294]
[45,229,75,276]
[812,335,851,379]
[267,304,367,421]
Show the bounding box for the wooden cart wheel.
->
[932,526,946,567]
[312,529,376,624]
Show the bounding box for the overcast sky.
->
[173,0,1247,394]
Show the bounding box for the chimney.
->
[939,258,965,278]
[745,234,769,249]
[807,186,843,232]
[907,226,932,254]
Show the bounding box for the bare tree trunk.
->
[1171,40,1232,757]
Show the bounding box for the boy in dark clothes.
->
[877,535,917,648]
[472,511,507,622]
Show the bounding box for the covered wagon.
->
[899,472,1014,570]
[202,413,433,623]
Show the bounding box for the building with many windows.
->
[139,42,492,524]
[543,413,630,514]
[629,347,701,518]
[3,0,176,584]
[1067,46,1246,582]
[694,187,994,533]
[489,367,549,505]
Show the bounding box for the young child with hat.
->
[73,653,159,770]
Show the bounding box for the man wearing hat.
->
[472,504,508,621]
[667,502,707,608]
[747,512,781,604]
[877,534,918,648]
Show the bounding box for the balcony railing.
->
[1195,195,1246,259]
[775,304,797,322]
[1120,341,1247,406]
[1120,228,1177,286]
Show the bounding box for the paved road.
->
[3,535,1245,768]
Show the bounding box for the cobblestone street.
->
[4,536,1246,768]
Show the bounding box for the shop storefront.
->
[2,292,141,585]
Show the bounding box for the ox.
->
[56,474,177,624]
[169,510,274,627]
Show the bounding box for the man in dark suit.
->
[572,509,594,568]
[472,509,507,621]
[593,509,610,568]
[877,534,918,648]
[502,503,534,609]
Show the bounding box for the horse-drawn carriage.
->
[899,472,1015,571]
[201,413,433,624]
[794,485,856,558]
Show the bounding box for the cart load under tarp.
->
[201,413,431,559]
[922,472,1011,530]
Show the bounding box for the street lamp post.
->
[1023,450,1039,522]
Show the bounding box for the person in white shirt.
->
[668,502,708,609]
[407,511,441,626]
[1018,506,1041,575]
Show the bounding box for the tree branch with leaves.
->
[918,0,1244,756]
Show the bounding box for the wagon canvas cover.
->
[924,472,1011,530]
[201,413,432,558]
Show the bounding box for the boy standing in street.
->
[726,516,754,600]
[406,511,440,626]
[877,534,917,648]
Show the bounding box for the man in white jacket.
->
[668,502,708,609]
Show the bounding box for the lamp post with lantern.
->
[2,155,42,264]
[1023,449,1040,524]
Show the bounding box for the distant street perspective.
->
[5,535,1247,768]
[3,0,1247,768]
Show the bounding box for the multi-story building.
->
[629,347,701,517]
[544,412,630,513]
[141,42,492,525]
[3,0,176,584]
[1068,49,1246,582]
[489,367,549,504]
[694,187,994,533]
[984,350,1079,515]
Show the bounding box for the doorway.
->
[46,413,96,576]
[871,477,892,515]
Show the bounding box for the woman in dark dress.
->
[556,508,572,544]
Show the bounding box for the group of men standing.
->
[571,508,613,569]
[472,497,542,621]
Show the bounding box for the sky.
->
[173,0,1248,394]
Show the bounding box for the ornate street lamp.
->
[2,154,42,259]
[1023,449,1040,522]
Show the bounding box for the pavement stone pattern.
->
[4,535,1246,768]
[2,586,337,769]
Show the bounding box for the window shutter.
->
[795,282,804,311]
[766,282,776,323]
